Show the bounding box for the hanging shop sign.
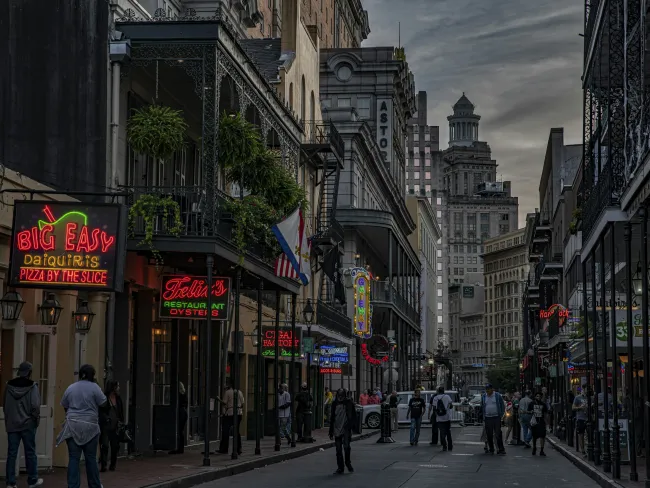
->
[9,202,127,291]
[353,269,373,338]
[361,343,388,366]
[159,275,231,319]
[261,326,302,358]
[318,345,349,364]
[539,304,569,325]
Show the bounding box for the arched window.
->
[300,75,306,122]
[310,91,315,123]
[289,83,294,108]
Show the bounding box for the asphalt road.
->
[195,425,594,488]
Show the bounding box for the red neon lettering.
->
[18,268,107,285]
[162,276,229,301]
[100,231,114,253]
[76,226,92,252]
[65,223,77,251]
[40,225,55,251]
[16,231,31,251]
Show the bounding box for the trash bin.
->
[354,406,363,434]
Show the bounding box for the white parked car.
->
[361,390,465,428]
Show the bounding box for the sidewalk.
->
[33,429,377,488]
[547,432,644,488]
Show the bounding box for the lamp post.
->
[428,358,434,389]
[72,301,95,333]
[0,291,25,321]
[39,293,63,326]
[302,299,315,443]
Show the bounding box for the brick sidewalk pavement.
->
[26,429,376,488]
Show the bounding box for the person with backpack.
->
[431,386,454,451]
[406,389,426,445]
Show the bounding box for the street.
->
[194,426,594,488]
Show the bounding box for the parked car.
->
[361,390,465,428]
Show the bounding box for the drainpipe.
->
[106,36,130,382]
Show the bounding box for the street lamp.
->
[39,293,63,326]
[245,327,260,347]
[428,358,434,389]
[0,291,25,321]
[632,264,643,296]
[302,299,315,443]
[72,300,95,333]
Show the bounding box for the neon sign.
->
[320,367,342,374]
[353,270,373,338]
[261,327,302,358]
[361,343,388,366]
[159,275,231,319]
[539,304,569,326]
[9,202,126,291]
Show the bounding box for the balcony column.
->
[388,230,394,393]
[397,245,403,299]
[591,252,602,465]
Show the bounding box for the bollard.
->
[567,415,574,447]
[376,403,395,443]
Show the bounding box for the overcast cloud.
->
[362,0,584,226]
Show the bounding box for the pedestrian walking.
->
[406,389,426,445]
[295,382,313,441]
[518,390,534,448]
[100,380,125,471]
[529,391,548,456]
[504,396,514,444]
[169,381,188,454]
[572,386,587,455]
[481,383,506,455]
[56,364,108,488]
[388,391,399,432]
[4,361,42,488]
[359,389,369,405]
[431,386,453,451]
[324,387,333,426]
[216,379,244,455]
[329,388,357,474]
[278,383,292,445]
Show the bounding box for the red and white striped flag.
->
[274,241,311,280]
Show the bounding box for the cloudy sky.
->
[362,0,584,226]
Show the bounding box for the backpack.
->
[435,396,447,417]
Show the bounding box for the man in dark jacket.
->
[329,388,357,474]
[295,382,313,441]
[4,361,42,488]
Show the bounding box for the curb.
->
[142,430,379,488]
[547,437,624,488]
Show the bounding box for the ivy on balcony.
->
[219,113,308,263]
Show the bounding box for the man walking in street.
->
[295,382,313,441]
[572,386,588,455]
[329,388,357,474]
[518,390,533,448]
[278,383,292,445]
[388,391,399,432]
[481,383,506,455]
[431,386,453,451]
[4,361,42,488]
[216,378,244,455]
[406,389,426,446]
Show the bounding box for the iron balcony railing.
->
[302,120,345,163]
[124,185,277,265]
[370,280,418,324]
[582,175,612,240]
[316,299,352,338]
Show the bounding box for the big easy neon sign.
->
[9,202,126,291]
[160,275,232,319]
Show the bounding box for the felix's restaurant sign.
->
[9,202,126,291]
[160,275,231,319]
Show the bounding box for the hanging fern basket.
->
[127,105,189,160]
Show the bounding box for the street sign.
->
[302,337,314,354]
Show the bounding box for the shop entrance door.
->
[0,324,56,474]
[21,325,57,470]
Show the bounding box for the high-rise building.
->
[482,229,529,359]
[405,91,441,197]
[441,94,519,284]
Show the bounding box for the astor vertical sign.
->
[376,99,393,165]
[9,201,126,291]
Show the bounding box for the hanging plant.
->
[128,193,184,264]
[218,112,262,172]
[127,105,189,160]
[569,220,577,235]
[572,206,583,221]
[223,196,280,264]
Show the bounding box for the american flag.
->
[274,241,311,280]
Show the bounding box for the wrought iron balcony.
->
[539,244,564,278]
[582,175,613,241]
[302,120,345,165]
[370,280,419,324]
[316,299,352,338]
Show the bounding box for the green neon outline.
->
[37,211,88,230]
